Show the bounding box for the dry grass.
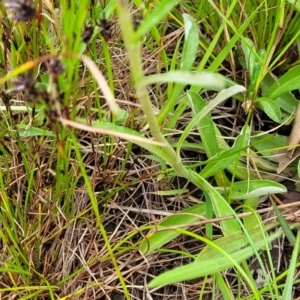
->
[1,1,300,299]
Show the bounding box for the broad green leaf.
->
[209,124,254,180]
[16,125,56,137]
[216,180,286,200]
[200,125,250,179]
[186,91,219,158]
[241,37,257,81]
[186,91,229,185]
[266,65,300,100]
[140,203,206,254]
[193,172,241,235]
[207,186,241,234]
[225,162,256,180]
[256,97,282,123]
[261,72,298,115]
[134,0,179,40]
[180,14,199,71]
[252,49,266,84]
[77,119,168,161]
[141,71,225,90]
[200,151,241,179]
[247,48,266,93]
[148,224,285,288]
[115,110,129,125]
[251,132,287,159]
[195,224,277,262]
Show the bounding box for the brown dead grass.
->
[1,2,300,300]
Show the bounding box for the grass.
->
[1,0,300,299]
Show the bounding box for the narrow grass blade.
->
[148,225,287,292]
[215,273,234,300]
[271,198,295,246]
[281,228,300,300]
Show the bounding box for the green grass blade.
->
[148,226,288,297]
[281,229,300,300]
[271,198,296,246]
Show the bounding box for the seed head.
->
[4,0,37,21]
[45,58,65,80]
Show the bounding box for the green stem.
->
[115,0,187,174]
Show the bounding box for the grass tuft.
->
[0,0,300,299]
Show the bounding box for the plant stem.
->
[115,0,186,172]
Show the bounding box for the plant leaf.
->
[271,198,295,246]
[241,37,257,82]
[176,85,246,154]
[200,125,250,179]
[281,229,300,300]
[134,0,179,40]
[193,172,241,236]
[141,71,225,91]
[186,91,230,186]
[260,72,298,115]
[216,180,286,200]
[140,203,206,254]
[156,13,199,124]
[180,14,199,71]
[148,224,286,287]
[266,65,300,100]
[16,125,56,137]
[256,97,282,123]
